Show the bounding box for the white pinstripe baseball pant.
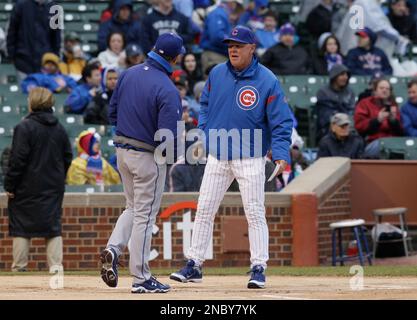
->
[187,154,268,268]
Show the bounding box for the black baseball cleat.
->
[100,248,119,288]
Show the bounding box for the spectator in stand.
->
[4,87,72,273]
[98,0,141,52]
[199,0,244,73]
[66,131,121,186]
[21,53,77,94]
[254,10,280,56]
[189,80,205,119]
[315,64,355,142]
[100,0,116,23]
[84,68,119,125]
[98,32,127,69]
[238,0,269,30]
[317,113,365,159]
[64,63,102,114]
[346,27,393,76]
[181,53,203,96]
[312,33,344,75]
[354,78,403,158]
[306,0,335,39]
[261,23,311,75]
[357,72,384,103]
[388,0,417,44]
[400,78,417,136]
[124,43,145,68]
[7,0,61,80]
[140,0,196,54]
[59,32,89,81]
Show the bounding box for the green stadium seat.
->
[61,3,96,13]
[0,123,15,138]
[379,137,417,160]
[65,21,99,33]
[0,84,21,97]
[64,124,109,138]
[57,114,85,126]
[104,184,124,192]
[100,137,116,159]
[79,32,99,43]
[82,43,98,54]
[65,184,105,193]
[82,11,101,23]
[0,64,18,84]
[0,2,13,13]
[0,136,12,151]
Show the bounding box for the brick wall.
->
[0,201,292,271]
[317,175,352,265]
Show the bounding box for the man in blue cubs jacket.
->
[100,33,184,294]
[171,26,293,289]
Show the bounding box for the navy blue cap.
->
[223,26,256,45]
[125,43,143,57]
[154,32,186,58]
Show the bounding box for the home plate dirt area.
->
[1,275,417,300]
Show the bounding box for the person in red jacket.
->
[354,78,403,158]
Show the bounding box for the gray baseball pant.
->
[106,148,166,284]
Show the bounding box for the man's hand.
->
[275,160,287,175]
[6,192,15,199]
[268,160,287,182]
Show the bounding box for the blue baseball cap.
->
[154,32,186,58]
[223,26,257,45]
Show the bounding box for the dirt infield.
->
[1,275,417,300]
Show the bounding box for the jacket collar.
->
[227,56,259,79]
[147,51,173,74]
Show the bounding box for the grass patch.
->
[0,266,416,277]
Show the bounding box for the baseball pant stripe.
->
[187,155,234,264]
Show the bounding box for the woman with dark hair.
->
[312,33,344,75]
[98,31,126,69]
[4,87,73,272]
[181,53,203,97]
[354,78,403,158]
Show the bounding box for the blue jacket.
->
[97,0,141,51]
[401,100,417,137]
[65,83,94,114]
[199,57,293,162]
[254,29,279,49]
[199,5,231,56]
[21,72,77,94]
[140,7,194,54]
[108,52,182,148]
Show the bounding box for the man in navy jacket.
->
[346,27,393,76]
[140,0,195,54]
[100,33,184,294]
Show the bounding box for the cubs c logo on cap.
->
[236,86,259,110]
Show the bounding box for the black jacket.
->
[4,111,73,238]
[388,11,417,43]
[306,4,333,38]
[317,132,364,159]
[261,43,311,75]
[84,90,113,125]
[7,0,61,74]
